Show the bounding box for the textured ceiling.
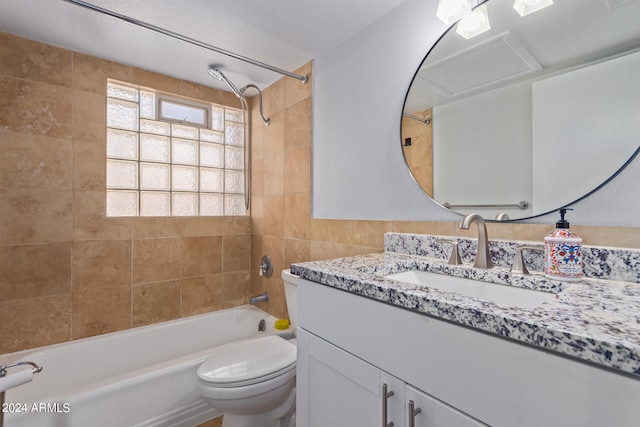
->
[0,0,409,92]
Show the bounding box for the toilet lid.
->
[197,335,296,386]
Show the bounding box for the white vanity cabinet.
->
[296,277,640,427]
[297,328,484,427]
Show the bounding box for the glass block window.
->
[106,80,246,217]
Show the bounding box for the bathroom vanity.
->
[291,233,640,427]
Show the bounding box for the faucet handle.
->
[259,255,273,277]
[437,238,462,265]
[511,245,544,275]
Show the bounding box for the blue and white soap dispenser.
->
[544,208,583,281]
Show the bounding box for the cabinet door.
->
[406,385,485,427]
[297,328,382,427]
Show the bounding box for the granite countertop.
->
[291,249,640,377]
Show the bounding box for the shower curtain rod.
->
[61,0,308,83]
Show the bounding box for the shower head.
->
[206,68,270,126]
[207,67,241,98]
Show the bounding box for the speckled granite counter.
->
[290,233,640,377]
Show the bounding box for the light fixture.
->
[456,4,491,39]
[513,0,553,17]
[436,0,473,25]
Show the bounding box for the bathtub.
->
[0,305,289,427]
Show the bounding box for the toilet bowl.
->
[196,270,299,427]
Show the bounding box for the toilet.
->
[197,270,299,427]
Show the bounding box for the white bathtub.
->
[0,305,289,427]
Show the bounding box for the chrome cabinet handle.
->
[382,383,395,427]
[408,400,422,427]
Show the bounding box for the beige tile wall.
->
[0,32,252,354]
[250,62,640,322]
[401,108,433,195]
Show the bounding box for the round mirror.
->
[402,0,640,221]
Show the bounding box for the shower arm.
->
[240,84,271,126]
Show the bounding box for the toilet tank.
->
[281,270,299,333]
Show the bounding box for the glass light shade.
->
[456,4,491,39]
[513,0,553,17]
[436,0,472,25]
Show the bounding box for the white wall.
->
[312,0,454,222]
[532,49,640,216]
[311,0,640,227]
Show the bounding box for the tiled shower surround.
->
[0,32,249,354]
[2,31,640,355]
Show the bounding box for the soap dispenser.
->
[544,208,583,281]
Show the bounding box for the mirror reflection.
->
[402,0,640,220]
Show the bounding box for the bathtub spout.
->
[250,292,270,305]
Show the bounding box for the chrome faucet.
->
[459,213,493,269]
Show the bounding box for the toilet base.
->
[221,387,296,427]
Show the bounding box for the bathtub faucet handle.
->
[249,292,270,305]
[259,255,273,277]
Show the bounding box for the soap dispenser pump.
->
[544,208,583,281]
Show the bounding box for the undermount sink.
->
[385,270,556,309]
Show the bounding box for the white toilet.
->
[197,270,299,427]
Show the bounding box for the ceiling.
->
[0,0,409,92]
